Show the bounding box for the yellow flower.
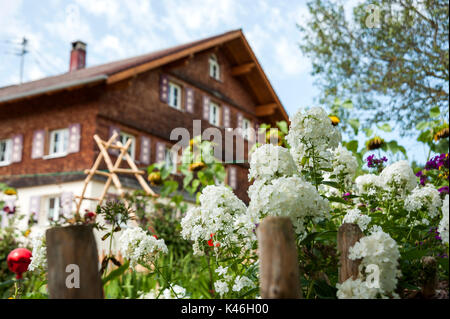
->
[147,172,162,186]
[366,136,385,150]
[24,229,31,237]
[189,162,206,172]
[329,115,340,126]
[434,127,449,142]
[265,130,283,146]
[4,188,17,196]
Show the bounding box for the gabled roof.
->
[0,29,288,122]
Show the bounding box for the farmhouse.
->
[0,29,288,231]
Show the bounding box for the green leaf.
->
[276,121,289,134]
[102,261,130,285]
[347,119,359,135]
[342,99,353,109]
[363,127,373,137]
[415,121,429,131]
[430,106,440,118]
[345,140,358,153]
[377,123,392,132]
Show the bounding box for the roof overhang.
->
[0,30,289,122]
[0,75,108,104]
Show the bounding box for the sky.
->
[0,0,431,164]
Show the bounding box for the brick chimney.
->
[69,40,86,72]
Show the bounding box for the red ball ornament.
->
[7,248,32,279]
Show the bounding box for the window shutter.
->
[156,142,166,163]
[31,130,45,159]
[228,166,237,190]
[185,87,194,113]
[60,192,73,218]
[140,136,151,165]
[29,196,41,218]
[160,74,169,103]
[11,134,23,163]
[223,106,230,128]
[68,123,81,153]
[108,126,120,156]
[202,95,210,121]
[237,112,243,129]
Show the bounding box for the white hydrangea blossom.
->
[336,277,378,299]
[28,228,47,272]
[343,208,372,231]
[214,280,230,297]
[380,160,417,195]
[181,186,255,256]
[286,107,341,170]
[232,275,255,292]
[438,195,449,244]
[330,144,359,186]
[139,285,188,299]
[118,226,168,267]
[355,174,383,196]
[405,185,442,218]
[248,176,330,237]
[248,144,297,182]
[349,226,401,296]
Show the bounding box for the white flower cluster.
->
[330,144,358,186]
[336,278,378,299]
[28,228,47,272]
[232,275,255,292]
[139,285,188,299]
[348,226,401,296]
[286,107,341,170]
[181,186,255,256]
[380,160,417,195]
[343,208,372,231]
[213,266,255,297]
[438,195,449,244]
[355,174,383,196]
[404,185,442,218]
[118,226,168,268]
[248,144,297,182]
[248,176,330,237]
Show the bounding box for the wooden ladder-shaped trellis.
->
[74,132,157,220]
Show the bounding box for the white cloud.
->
[275,37,310,75]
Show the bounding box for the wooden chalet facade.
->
[0,29,288,229]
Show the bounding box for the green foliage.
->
[298,0,449,131]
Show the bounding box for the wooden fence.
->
[45,217,438,299]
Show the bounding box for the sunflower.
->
[189,162,206,172]
[4,188,17,196]
[329,115,340,126]
[366,136,385,150]
[434,124,449,142]
[148,172,162,186]
[265,130,283,146]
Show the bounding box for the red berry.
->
[7,248,32,279]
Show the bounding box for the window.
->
[164,147,177,173]
[119,132,136,159]
[209,102,221,126]
[49,129,69,156]
[168,82,182,110]
[0,139,12,166]
[47,196,60,223]
[209,54,220,80]
[242,118,252,140]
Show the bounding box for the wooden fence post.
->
[257,216,302,299]
[46,225,104,299]
[337,223,363,283]
[421,256,438,298]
